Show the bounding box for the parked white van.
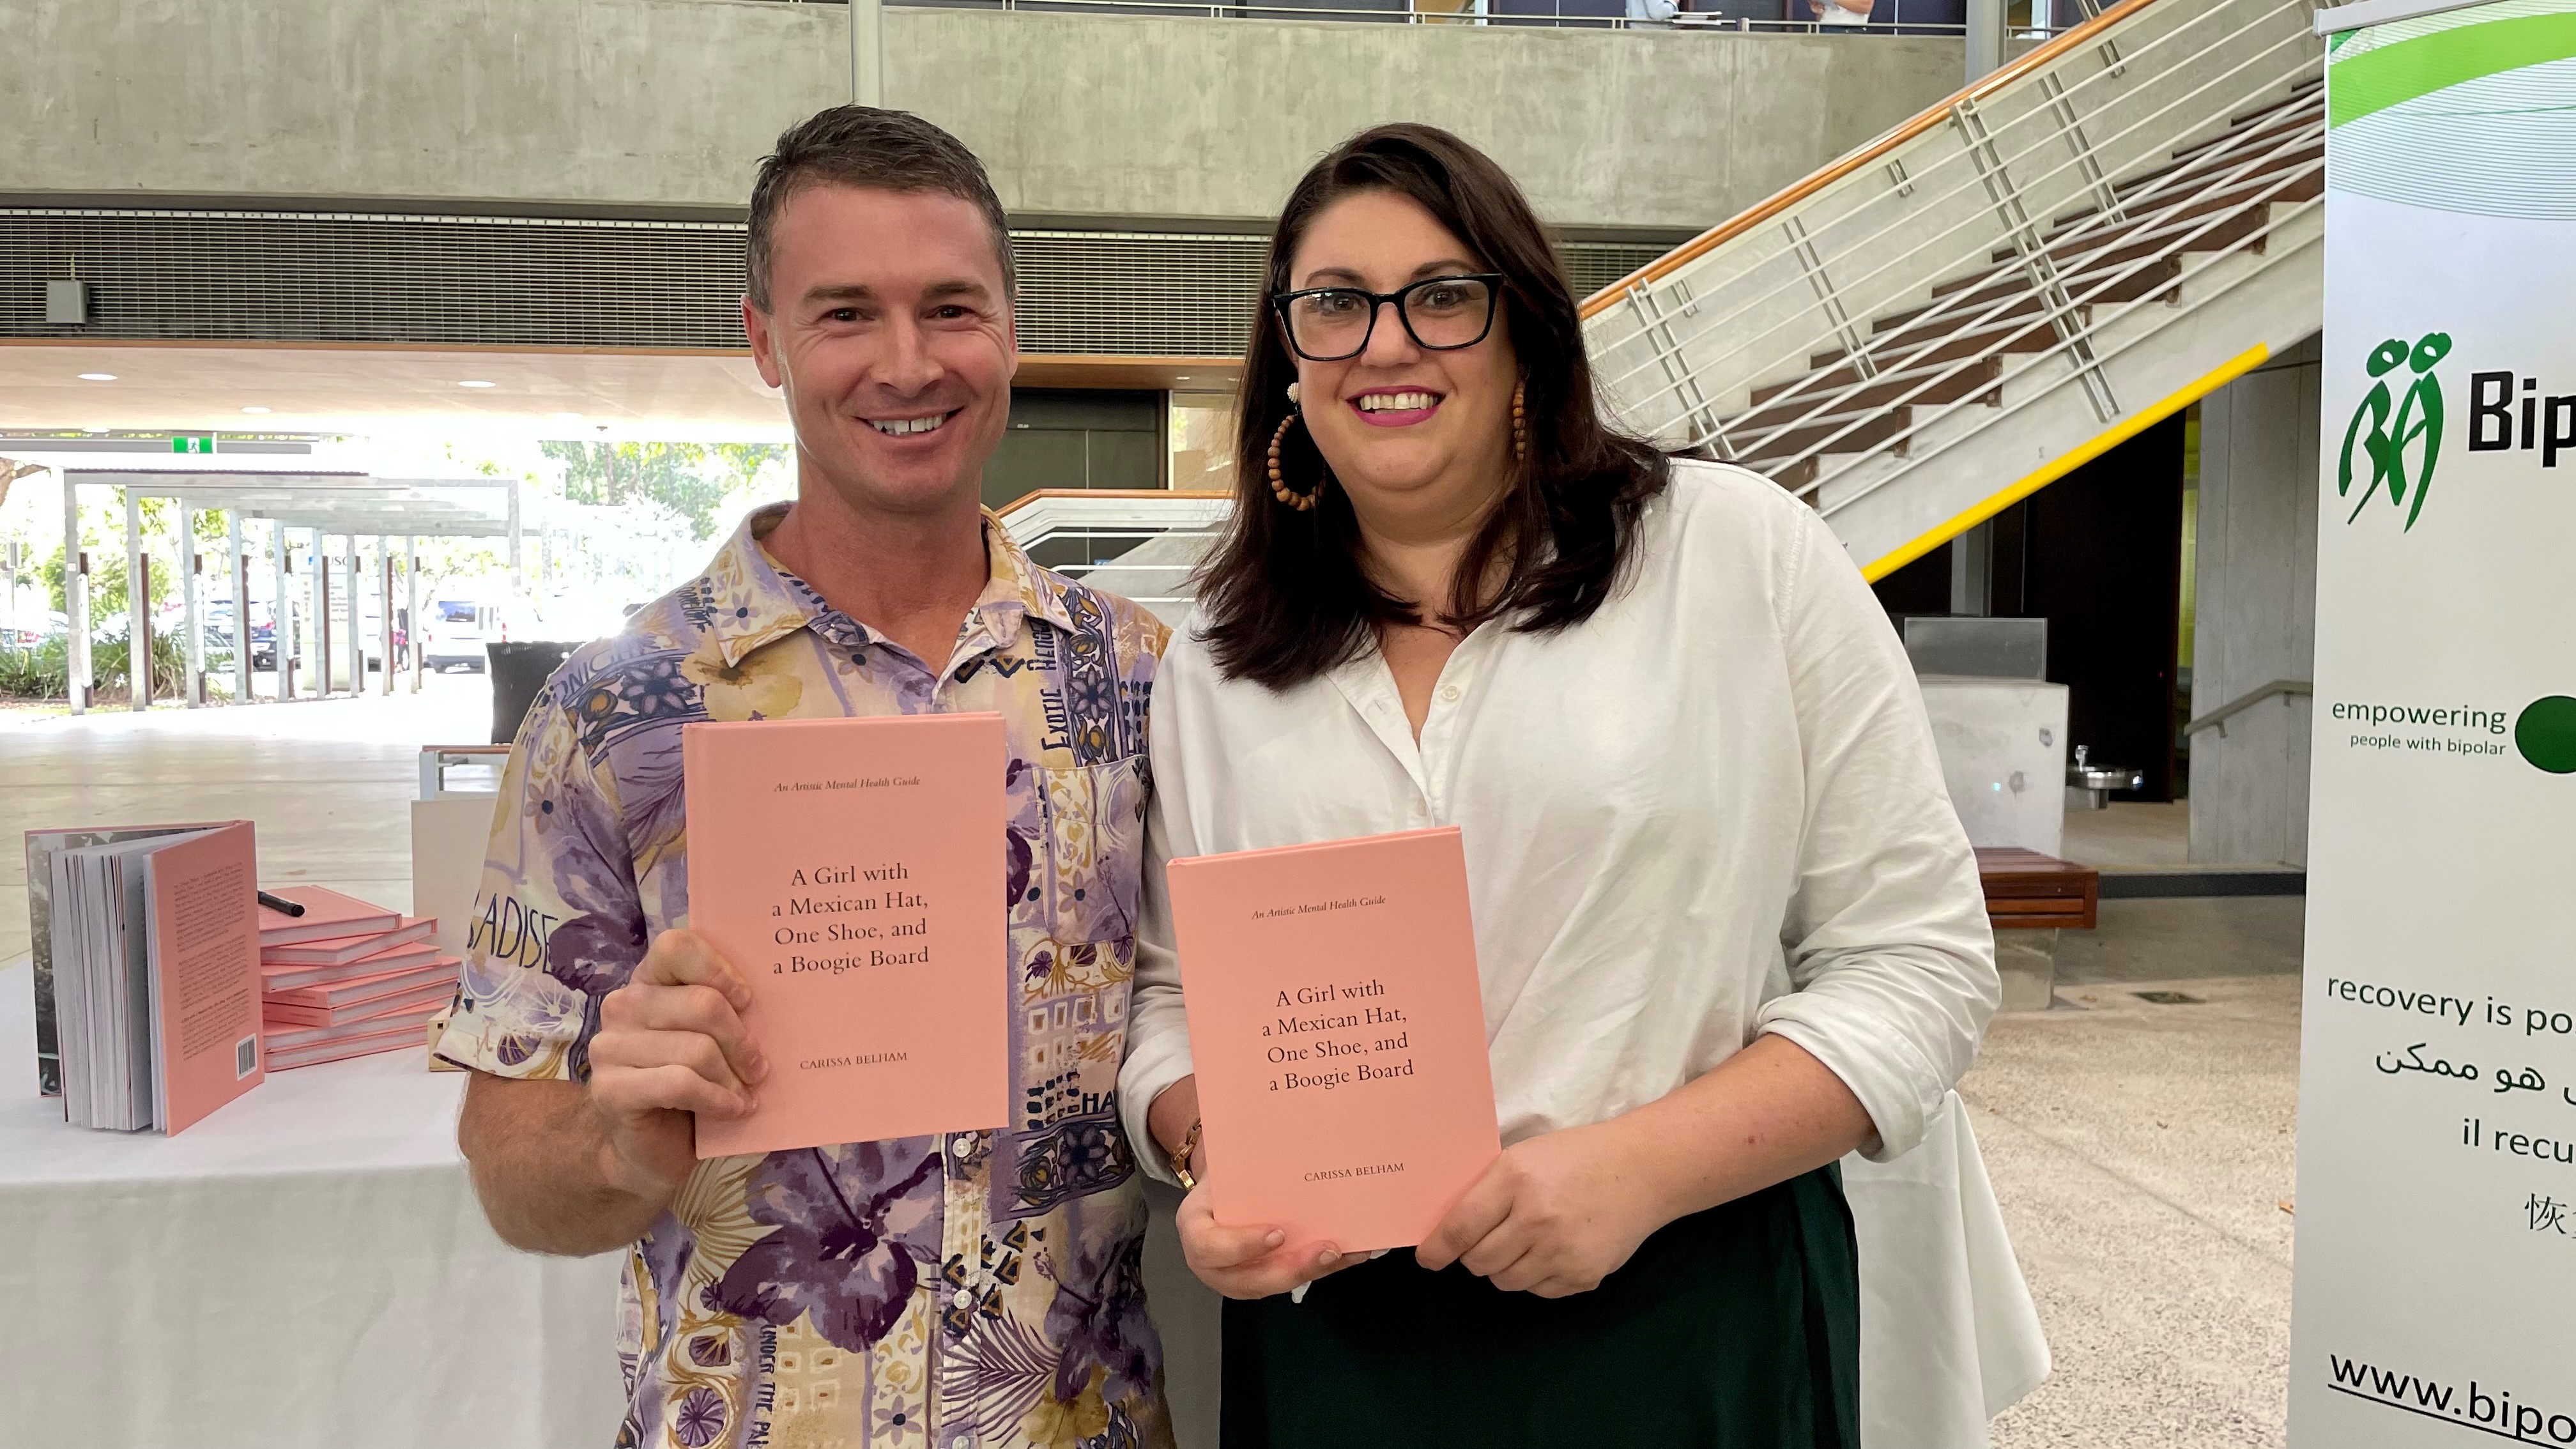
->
[422,598,501,673]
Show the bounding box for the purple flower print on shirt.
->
[714,1142,946,1353]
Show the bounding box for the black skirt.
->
[1219,1165,1859,1448]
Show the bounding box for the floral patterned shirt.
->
[436,503,1172,1449]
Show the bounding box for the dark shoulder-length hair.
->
[1193,122,1669,690]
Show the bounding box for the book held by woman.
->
[1167,826,1499,1252]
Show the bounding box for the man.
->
[440,107,1173,1449]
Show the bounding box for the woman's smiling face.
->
[1282,188,1519,517]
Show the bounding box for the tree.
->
[540,442,785,541]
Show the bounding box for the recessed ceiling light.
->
[241,406,272,415]
[551,411,585,422]
[77,372,118,381]
[457,379,496,389]
[84,425,110,434]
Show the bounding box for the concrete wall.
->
[2189,335,2320,868]
[2,0,1965,230]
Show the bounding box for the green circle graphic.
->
[2515,696,2576,774]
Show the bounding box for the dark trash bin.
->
[487,640,582,745]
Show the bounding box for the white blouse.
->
[1116,461,2000,1175]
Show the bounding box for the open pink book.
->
[682,713,1010,1158]
[1166,827,1499,1253]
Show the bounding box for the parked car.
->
[421,598,500,673]
[2,611,67,648]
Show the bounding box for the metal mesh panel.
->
[2,209,1674,357]
[1559,241,1667,298]
[1010,231,1264,354]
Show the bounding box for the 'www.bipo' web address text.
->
[2328,1354,2576,1443]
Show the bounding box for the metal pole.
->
[125,489,148,712]
[378,537,394,697]
[405,536,421,693]
[344,535,362,696]
[507,481,523,601]
[229,512,249,704]
[310,528,328,698]
[1968,0,2005,81]
[851,0,884,106]
[63,473,86,716]
[181,510,204,707]
[273,519,293,702]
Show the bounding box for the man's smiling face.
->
[744,184,1018,517]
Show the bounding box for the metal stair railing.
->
[994,489,1234,616]
[1579,0,2331,560]
[2186,677,2311,737]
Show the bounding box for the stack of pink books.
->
[257,887,457,1071]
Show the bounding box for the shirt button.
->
[951,1289,973,1310]
[951,1438,970,1449]
[950,1135,973,1158]
[1438,684,1461,703]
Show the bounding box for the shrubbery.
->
[0,631,193,702]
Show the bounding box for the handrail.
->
[993,487,1231,519]
[1577,0,2171,319]
[2186,678,2311,737]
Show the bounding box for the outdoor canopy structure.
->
[51,469,521,715]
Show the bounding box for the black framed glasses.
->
[1269,273,1505,362]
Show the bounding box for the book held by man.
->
[1166,826,1500,1252]
[682,712,1010,1158]
[36,821,266,1133]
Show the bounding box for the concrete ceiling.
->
[0,342,1241,442]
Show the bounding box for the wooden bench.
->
[1976,847,2098,930]
[1976,848,2097,1011]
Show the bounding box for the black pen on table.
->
[257,890,305,917]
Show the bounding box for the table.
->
[4,949,2046,1449]
[0,959,625,1448]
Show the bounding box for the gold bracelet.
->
[1167,1117,1204,1191]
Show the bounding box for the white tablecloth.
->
[3,954,2043,1448]
[1845,1092,2053,1448]
[0,960,626,1448]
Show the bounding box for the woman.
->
[1116,124,1998,1445]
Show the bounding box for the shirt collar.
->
[700,502,1082,668]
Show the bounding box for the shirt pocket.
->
[1028,756,1149,946]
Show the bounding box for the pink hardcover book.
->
[261,959,456,1009]
[259,938,442,990]
[146,823,268,1135]
[1166,827,1500,1253]
[682,712,1010,1159]
[264,1023,427,1072]
[259,916,436,967]
[256,887,401,947]
[262,970,457,1028]
[264,997,449,1052]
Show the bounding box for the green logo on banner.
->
[2340,333,2451,531]
[2516,696,2576,774]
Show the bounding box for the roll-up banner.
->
[2293,1,2576,1443]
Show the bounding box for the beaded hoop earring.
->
[1511,377,1529,464]
[1266,383,1324,512]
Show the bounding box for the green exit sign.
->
[171,435,215,454]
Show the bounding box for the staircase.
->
[996,0,2331,611]
[1580,0,2327,578]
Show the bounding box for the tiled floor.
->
[0,689,2308,1448]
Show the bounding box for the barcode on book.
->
[235,1035,258,1080]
